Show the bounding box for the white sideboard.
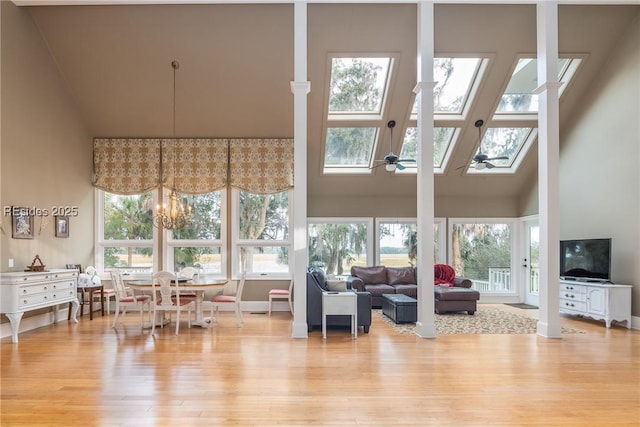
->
[1,269,80,343]
[559,280,632,328]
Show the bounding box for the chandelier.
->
[153,60,194,230]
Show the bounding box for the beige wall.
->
[1,3,94,274]
[557,15,639,315]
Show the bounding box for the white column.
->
[414,0,436,339]
[291,0,310,339]
[534,0,562,338]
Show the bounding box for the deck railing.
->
[470,267,540,293]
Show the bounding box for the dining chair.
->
[268,279,293,316]
[111,269,151,329]
[86,265,115,315]
[177,267,199,300]
[151,271,195,335]
[205,274,245,326]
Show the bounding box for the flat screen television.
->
[560,238,611,281]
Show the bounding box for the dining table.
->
[125,276,227,328]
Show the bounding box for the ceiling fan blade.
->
[397,158,416,163]
[485,162,496,169]
[456,164,471,170]
[485,156,509,161]
[396,163,406,170]
[370,163,387,170]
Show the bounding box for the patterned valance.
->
[229,138,294,194]
[162,138,228,194]
[93,138,161,195]
[94,137,293,195]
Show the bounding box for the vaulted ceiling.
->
[20,2,640,201]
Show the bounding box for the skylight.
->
[398,127,458,173]
[323,127,378,174]
[323,56,393,174]
[411,57,485,118]
[494,57,582,117]
[465,127,538,174]
[328,57,392,119]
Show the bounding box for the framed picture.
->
[11,207,34,239]
[66,264,82,273]
[55,215,69,238]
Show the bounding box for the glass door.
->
[524,221,539,307]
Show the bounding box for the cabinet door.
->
[586,287,606,316]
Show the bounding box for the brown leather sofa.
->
[347,265,479,314]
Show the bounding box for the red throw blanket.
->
[434,264,456,287]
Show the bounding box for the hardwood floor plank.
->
[1,306,639,426]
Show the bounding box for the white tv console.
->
[1,269,80,343]
[559,279,632,328]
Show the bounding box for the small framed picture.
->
[55,215,69,238]
[12,207,34,239]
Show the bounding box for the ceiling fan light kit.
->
[458,119,509,171]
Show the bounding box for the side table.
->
[322,291,358,339]
[68,284,105,320]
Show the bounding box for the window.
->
[328,57,391,118]
[494,57,583,117]
[465,127,537,174]
[97,191,156,273]
[308,218,373,276]
[376,218,447,266]
[233,189,291,278]
[411,57,487,119]
[449,220,516,294]
[323,55,394,174]
[377,220,417,267]
[324,127,378,172]
[167,190,226,276]
[398,127,459,173]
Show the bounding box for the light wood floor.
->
[1,305,639,427]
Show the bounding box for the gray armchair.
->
[306,267,372,333]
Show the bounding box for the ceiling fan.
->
[372,120,416,171]
[460,119,508,170]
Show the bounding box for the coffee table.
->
[381,293,417,323]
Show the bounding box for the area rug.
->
[374,308,585,335]
[504,303,538,309]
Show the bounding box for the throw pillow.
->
[326,280,347,292]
